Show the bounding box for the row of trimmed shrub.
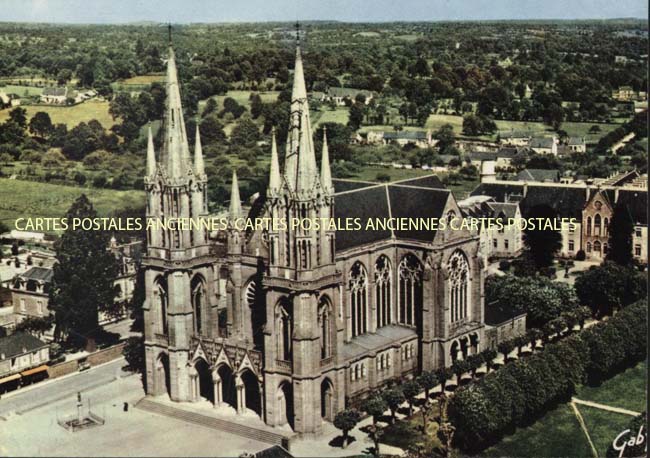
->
[449,300,647,452]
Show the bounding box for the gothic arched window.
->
[276,299,292,361]
[398,254,423,326]
[594,240,601,253]
[586,216,592,235]
[374,256,392,329]
[448,251,470,323]
[349,262,368,337]
[191,276,206,335]
[318,297,333,360]
[594,214,602,236]
[155,277,168,334]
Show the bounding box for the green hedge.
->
[449,300,647,452]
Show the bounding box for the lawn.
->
[360,114,626,144]
[0,100,115,129]
[119,74,164,85]
[0,178,145,232]
[210,90,279,109]
[0,85,44,97]
[481,361,647,457]
[313,107,349,127]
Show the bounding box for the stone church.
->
[143,39,486,436]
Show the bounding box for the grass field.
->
[360,114,625,144]
[481,361,646,457]
[0,178,145,231]
[313,107,349,127]
[0,100,115,129]
[0,85,44,97]
[119,74,164,85]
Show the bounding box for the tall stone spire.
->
[284,36,318,195]
[268,128,281,196]
[163,44,191,179]
[146,125,156,176]
[229,171,242,220]
[194,124,204,177]
[320,127,333,195]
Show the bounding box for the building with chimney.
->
[142,37,486,437]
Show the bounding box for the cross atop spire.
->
[295,21,300,44]
[168,23,172,45]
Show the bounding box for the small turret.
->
[320,127,333,195]
[146,125,156,177]
[194,125,205,177]
[229,171,243,221]
[268,128,281,196]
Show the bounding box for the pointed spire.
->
[146,125,156,176]
[291,43,308,102]
[320,127,333,195]
[163,44,191,180]
[284,34,318,196]
[268,128,281,195]
[194,124,204,177]
[229,171,242,221]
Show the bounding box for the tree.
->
[348,102,365,130]
[14,315,54,337]
[481,348,498,372]
[230,115,261,147]
[28,112,54,138]
[418,371,439,399]
[49,195,119,348]
[333,408,361,449]
[363,395,388,425]
[498,339,516,361]
[366,424,383,458]
[574,262,646,317]
[435,367,453,391]
[402,379,421,416]
[606,203,634,266]
[0,153,12,165]
[522,205,562,270]
[200,114,227,143]
[9,107,28,129]
[123,335,145,373]
[434,124,455,152]
[382,387,405,422]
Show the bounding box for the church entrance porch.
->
[191,359,214,404]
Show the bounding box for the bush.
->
[498,260,510,271]
[575,250,586,261]
[375,172,391,182]
[449,300,647,452]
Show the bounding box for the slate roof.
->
[334,180,451,251]
[471,183,586,219]
[392,174,445,189]
[496,147,530,159]
[384,131,428,141]
[471,183,525,202]
[530,137,555,149]
[332,178,375,193]
[485,303,526,326]
[342,324,416,361]
[567,137,585,146]
[42,87,67,97]
[19,267,53,283]
[617,190,648,225]
[516,169,560,182]
[0,332,48,359]
[255,445,294,458]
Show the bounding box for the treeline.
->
[449,300,647,452]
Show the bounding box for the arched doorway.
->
[278,381,294,429]
[320,378,334,421]
[195,359,214,403]
[240,369,262,416]
[218,365,236,409]
[156,353,171,396]
[450,340,459,362]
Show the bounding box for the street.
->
[0,357,127,417]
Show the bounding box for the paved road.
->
[0,357,128,416]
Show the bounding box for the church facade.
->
[142,41,486,436]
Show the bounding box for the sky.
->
[0,0,647,23]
